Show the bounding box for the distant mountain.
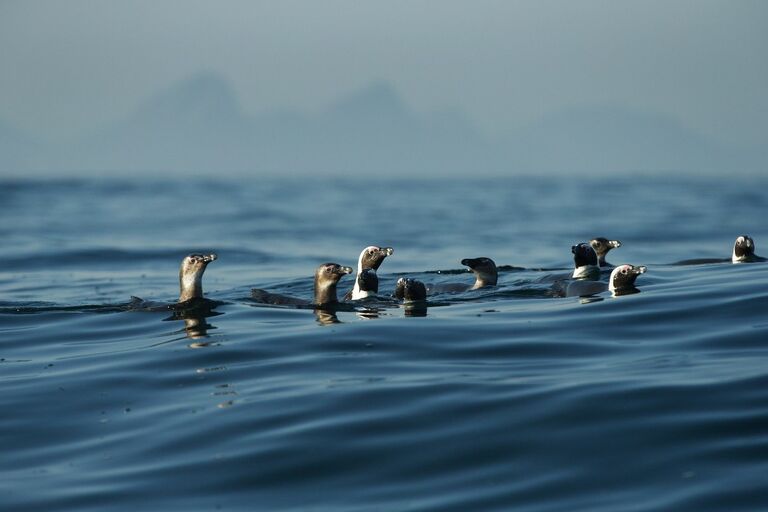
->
[58,74,498,175]
[70,71,254,172]
[510,105,745,174]
[1,72,764,177]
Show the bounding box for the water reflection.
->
[612,287,641,297]
[314,308,341,325]
[355,305,387,320]
[164,309,222,344]
[403,302,428,317]
[578,286,641,303]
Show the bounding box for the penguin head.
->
[589,238,621,261]
[179,253,217,284]
[178,253,217,302]
[609,264,647,294]
[460,257,498,287]
[359,246,394,271]
[571,243,598,268]
[733,235,756,262]
[356,267,379,293]
[315,262,353,285]
[394,277,427,302]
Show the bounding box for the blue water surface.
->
[1,176,767,511]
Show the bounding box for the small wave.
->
[0,301,130,314]
[3,247,273,272]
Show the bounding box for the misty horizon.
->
[1,1,766,177]
[1,70,765,178]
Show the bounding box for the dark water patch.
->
[3,246,273,272]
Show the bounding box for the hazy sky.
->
[1,0,767,147]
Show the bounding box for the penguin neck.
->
[351,270,366,297]
[732,250,754,263]
[314,277,339,306]
[572,265,600,280]
[351,288,375,300]
[179,270,204,302]
[352,270,378,299]
[610,284,639,296]
[471,272,497,290]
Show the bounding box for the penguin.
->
[565,263,647,297]
[393,277,428,317]
[571,243,600,280]
[346,246,394,300]
[590,238,622,268]
[677,234,767,266]
[313,263,354,305]
[393,277,428,302]
[353,268,379,299]
[251,263,353,306]
[732,235,766,263]
[178,253,218,302]
[609,264,647,296]
[461,257,498,289]
[428,257,498,294]
[130,253,219,311]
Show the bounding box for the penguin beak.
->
[339,265,353,275]
[186,253,217,265]
[631,265,647,275]
[609,240,622,249]
[383,247,394,256]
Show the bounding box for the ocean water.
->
[1,175,767,511]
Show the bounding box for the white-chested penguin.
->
[566,263,647,297]
[732,235,766,263]
[571,243,600,280]
[609,264,647,296]
[347,245,394,300]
